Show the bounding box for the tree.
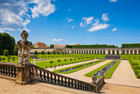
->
[57,51,60,54]
[50,44,54,48]
[41,51,44,55]
[47,51,50,55]
[0,32,15,55]
[52,51,55,54]
[3,49,9,56]
[34,51,37,55]
[61,51,64,54]
[31,45,34,48]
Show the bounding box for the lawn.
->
[85,60,121,79]
[53,59,105,74]
[121,55,140,60]
[129,59,140,78]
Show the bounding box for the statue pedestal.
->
[16,64,32,85]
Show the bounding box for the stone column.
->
[115,50,117,55]
[110,50,112,55]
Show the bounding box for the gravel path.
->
[57,60,111,83]
[105,60,140,87]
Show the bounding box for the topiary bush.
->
[34,51,37,55]
[41,51,44,55]
[3,49,9,56]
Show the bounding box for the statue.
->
[92,73,97,84]
[17,30,32,65]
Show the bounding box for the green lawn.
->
[129,59,140,78]
[85,60,119,78]
[121,55,140,60]
[53,60,105,74]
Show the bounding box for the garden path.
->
[55,60,111,83]
[105,60,140,87]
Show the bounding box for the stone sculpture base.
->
[16,64,32,85]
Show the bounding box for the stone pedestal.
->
[16,64,32,85]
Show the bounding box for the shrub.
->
[58,60,61,62]
[41,51,44,55]
[50,61,53,64]
[34,51,37,55]
[134,65,140,70]
[57,51,60,54]
[61,52,64,54]
[12,57,15,59]
[136,73,140,78]
[52,51,55,54]
[47,51,50,55]
[131,63,138,66]
[70,59,72,61]
[3,49,9,56]
[64,59,67,61]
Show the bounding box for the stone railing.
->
[0,63,17,78]
[31,64,97,92]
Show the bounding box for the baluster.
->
[71,79,73,88]
[40,70,42,80]
[5,66,7,76]
[47,72,49,81]
[8,66,10,76]
[0,65,1,74]
[50,73,53,82]
[78,82,80,89]
[14,66,16,77]
[65,77,67,86]
[11,66,13,77]
[75,81,77,88]
[54,75,56,83]
[61,77,63,85]
[58,76,60,84]
[43,71,46,80]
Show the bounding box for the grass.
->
[121,55,140,60]
[129,59,140,78]
[53,60,105,74]
[85,60,114,77]
[35,57,94,68]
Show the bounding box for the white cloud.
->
[93,19,99,26]
[112,27,117,31]
[80,16,94,27]
[52,38,63,42]
[31,0,55,18]
[82,17,94,25]
[102,13,109,22]
[110,0,117,2]
[80,22,86,27]
[66,18,74,22]
[0,0,55,32]
[88,23,110,32]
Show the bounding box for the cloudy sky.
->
[0,0,140,46]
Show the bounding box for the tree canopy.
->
[0,32,15,55]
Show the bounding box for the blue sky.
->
[0,0,140,47]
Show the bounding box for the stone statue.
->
[92,73,97,84]
[17,30,32,65]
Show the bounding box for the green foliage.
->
[47,51,50,55]
[0,32,15,55]
[31,45,34,48]
[50,61,53,64]
[57,51,60,54]
[122,43,140,48]
[50,44,54,48]
[66,44,118,48]
[41,51,44,55]
[34,51,37,55]
[3,49,9,56]
[61,51,64,54]
[58,60,61,62]
[52,51,55,54]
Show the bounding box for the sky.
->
[0,0,140,47]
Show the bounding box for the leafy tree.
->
[3,49,9,56]
[52,51,55,54]
[34,51,37,55]
[50,44,54,48]
[41,51,44,55]
[57,51,60,54]
[31,45,34,48]
[47,51,50,55]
